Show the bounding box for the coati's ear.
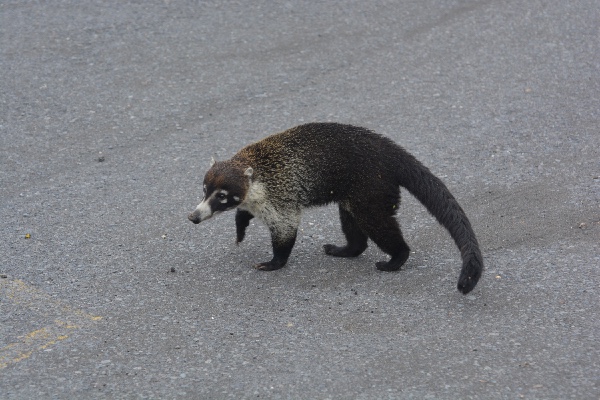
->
[244,167,253,177]
[210,156,216,167]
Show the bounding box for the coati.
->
[188,123,483,294]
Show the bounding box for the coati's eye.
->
[215,189,229,204]
[203,185,207,194]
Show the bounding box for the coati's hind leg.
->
[324,205,368,257]
[358,210,410,272]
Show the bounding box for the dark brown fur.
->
[189,123,483,294]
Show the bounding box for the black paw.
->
[375,250,409,272]
[323,244,365,257]
[323,244,343,256]
[376,261,401,272]
[253,261,286,271]
[236,231,246,244]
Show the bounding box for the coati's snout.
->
[187,211,202,224]
[188,191,239,224]
[188,199,214,224]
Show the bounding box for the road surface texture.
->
[1,1,599,398]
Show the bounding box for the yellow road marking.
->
[0,279,102,370]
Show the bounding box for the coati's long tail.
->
[396,151,483,294]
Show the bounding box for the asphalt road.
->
[1,0,599,398]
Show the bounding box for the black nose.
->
[188,213,200,224]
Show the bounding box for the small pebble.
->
[170,267,176,273]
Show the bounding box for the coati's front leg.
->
[235,209,254,244]
[254,211,300,271]
[254,230,297,271]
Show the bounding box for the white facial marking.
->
[217,189,229,203]
[233,196,240,202]
[195,198,213,221]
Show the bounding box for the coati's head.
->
[188,158,253,224]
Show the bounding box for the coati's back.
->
[232,123,402,207]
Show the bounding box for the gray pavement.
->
[1,0,599,398]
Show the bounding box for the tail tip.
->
[457,276,478,294]
[456,256,483,294]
